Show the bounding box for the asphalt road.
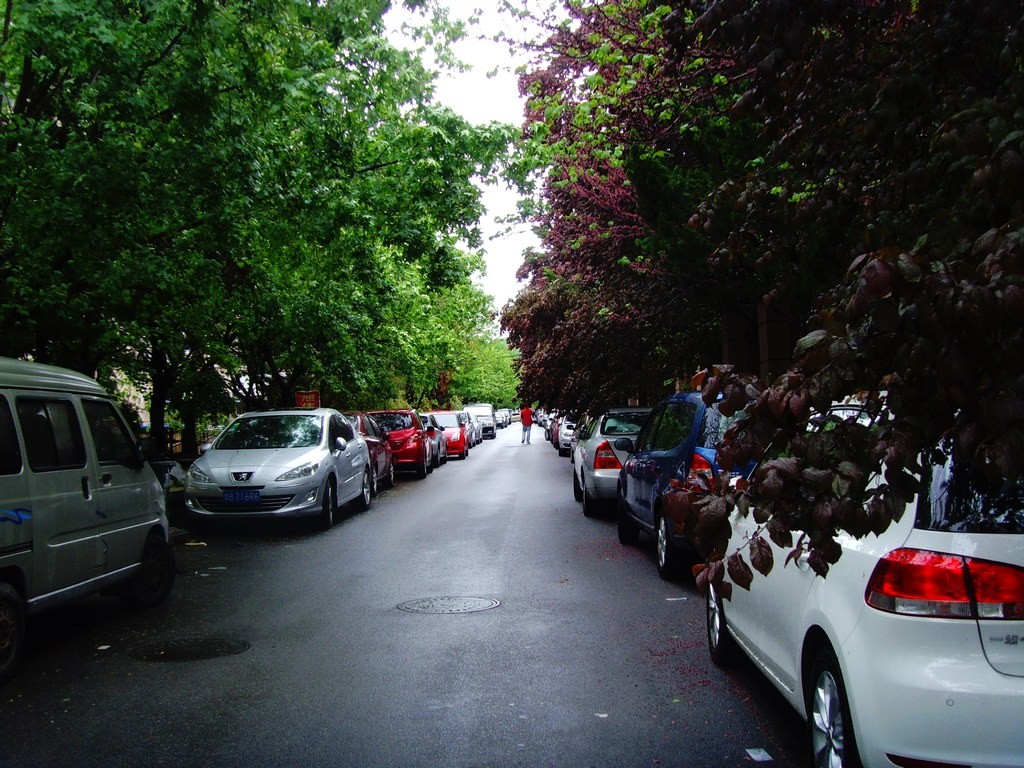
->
[0,425,804,768]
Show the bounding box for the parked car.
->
[425,410,471,459]
[495,408,511,428]
[370,409,434,479]
[185,408,372,530]
[706,403,1024,768]
[463,410,482,447]
[0,357,176,682]
[556,412,578,456]
[420,413,448,468]
[345,412,395,495]
[465,403,497,439]
[572,407,652,517]
[548,411,569,449]
[615,392,753,579]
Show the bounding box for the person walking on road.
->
[520,404,533,444]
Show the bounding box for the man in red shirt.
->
[520,404,534,444]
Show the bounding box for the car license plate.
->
[223,490,261,504]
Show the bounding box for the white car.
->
[705,406,1024,768]
[185,408,372,530]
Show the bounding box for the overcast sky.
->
[385,1,541,313]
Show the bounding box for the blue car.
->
[615,391,751,580]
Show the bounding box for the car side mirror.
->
[426,425,436,435]
[199,442,213,455]
[335,437,348,452]
[613,437,635,454]
[381,429,390,440]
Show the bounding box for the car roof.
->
[235,408,336,418]
[0,357,108,397]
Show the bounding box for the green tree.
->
[1,0,516,454]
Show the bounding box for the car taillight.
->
[686,453,714,492]
[593,441,621,470]
[866,548,1024,620]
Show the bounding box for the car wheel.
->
[369,465,379,497]
[0,582,26,683]
[616,495,640,545]
[706,582,736,667]
[385,459,396,487]
[318,477,338,530]
[432,445,440,469]
[352,468,371,511]
[806,646,862,768]
[655,513,682,580]
[573,469,584,502]
[120,534,176,608]
[416,451,428,479]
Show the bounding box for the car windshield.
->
[374,412,414,431]
[215,414,322,450]
[601,411,650,435]
[917,438,1024,534]
[432,413,460,428]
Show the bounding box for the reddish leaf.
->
[727,552,754,591]
[748,535,774,576]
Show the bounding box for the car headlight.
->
[276,462,319,481]
[188,464,212,484]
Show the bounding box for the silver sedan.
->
[184,408,372,530]
[571,407,651,516]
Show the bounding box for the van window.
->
[16,398,87,471]
[0,396,22,475]
[83,400,136,465]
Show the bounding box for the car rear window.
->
[601,411,650,435]
[916,439,1024,534]
[216,414,323,450]
[374,412,414,431]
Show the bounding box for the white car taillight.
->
[866,548,1024,620]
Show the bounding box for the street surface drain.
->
[397,597,500,614]
[130,638,251,662]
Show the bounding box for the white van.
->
[0,358,175,682]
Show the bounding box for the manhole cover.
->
[397,597,500,614]
[130,638,251,662]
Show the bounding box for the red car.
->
[423,410,471,460]
[345,412,395,495]
[368,409,434,479]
